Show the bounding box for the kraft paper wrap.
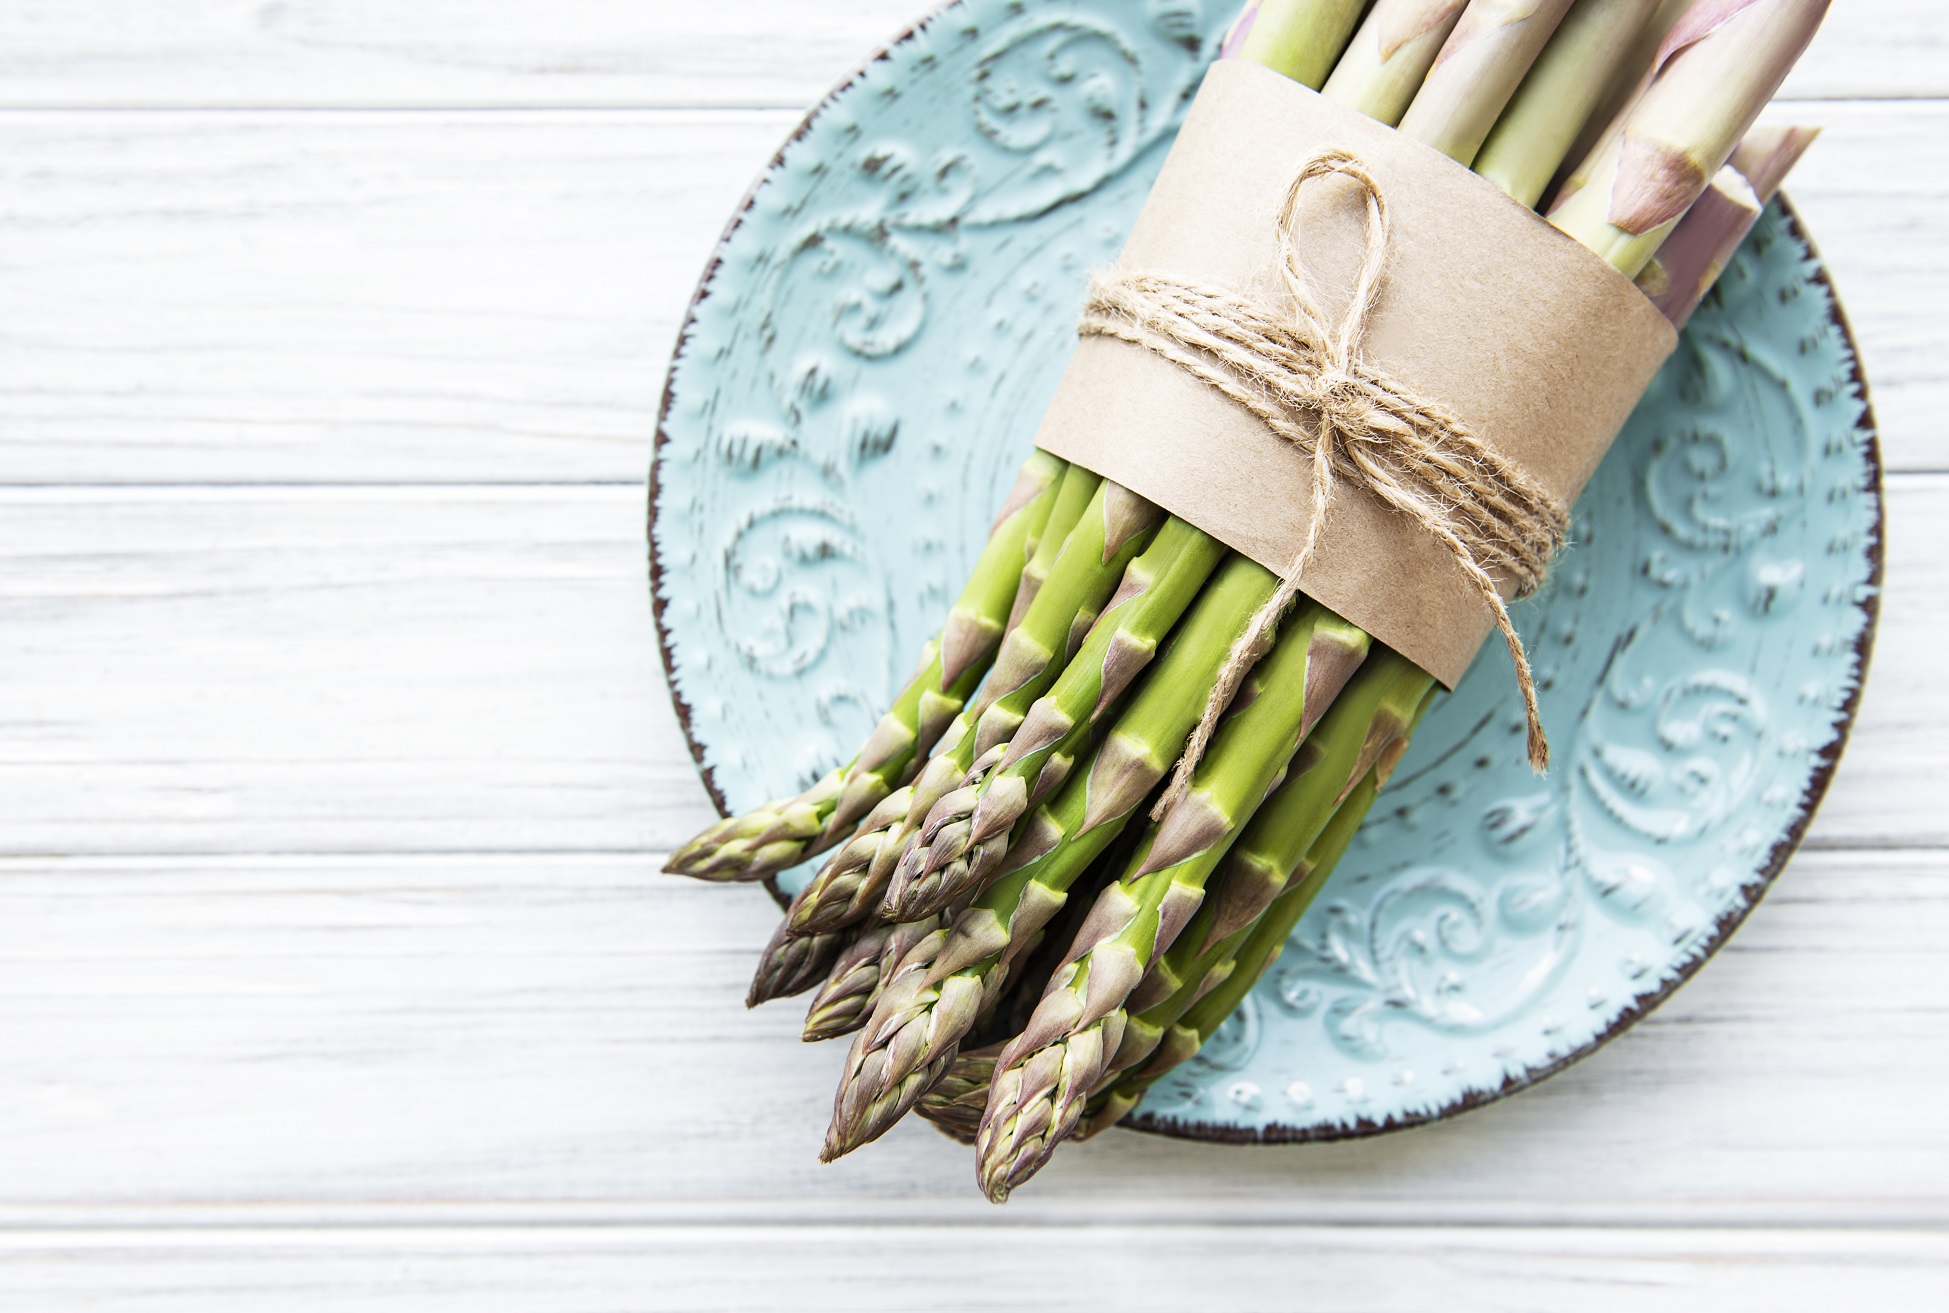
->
[1032,59,1678,688]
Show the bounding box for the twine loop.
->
[1076,150,1567,817]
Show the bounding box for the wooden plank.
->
[0,0,1925,108]
[0,0,928,111]
[0,1225,1942,1312]
[0,486,720,855]
[0,846,1943,1215]
[0,0,1935,109]
[0,110,793,485]
[0,102,1942,486]
[0,476,1934,857]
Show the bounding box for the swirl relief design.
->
[657,0,1231,808]
[654,0,1879,1140]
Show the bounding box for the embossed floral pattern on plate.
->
[651,0,1880,1142]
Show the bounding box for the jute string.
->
[1076,150,1567,819]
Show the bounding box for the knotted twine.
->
[1076,150,1569,819]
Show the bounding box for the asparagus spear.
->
[1235,0,1373,92]
[746,916,852,1008]
[819,561,1302,1158]
[1474,0,1663,206]
[802,910,948,1042]
[885,518,1231,921]
[1548,0,1833,279]
[1396,0,1578,167]
[1003,460,1102,636]
[1554,0,1700,209]
[665,451,1065,882]
[1322,1,1471,124]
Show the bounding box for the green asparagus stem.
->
[885,518,1231,921]
[1396,0,1577,167]
[1474,0,1662,207]
[666,451,1065,882]
[1549,0,1832,279]
[974,611,1371,1202]
[1236,0,1373,93]
[819,561,1292,1158]
[970,481,1170,757]
[1004,461,1101,636]
[1322,1,1470,125]
[1555,0,1694,207]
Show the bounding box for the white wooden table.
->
[1,3,1944,1308]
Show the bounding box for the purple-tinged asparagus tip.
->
[1080,732,1164,834]
[1100,482,1164,562]
[939,608,1003,690]
[1298,625,1371,738]
[1001,698,1074,770]
[988,459,1055,536]
[1729,123,1819,202]
[1093,629,1157,719]
[1133,790,1231,878]
[1219,0,1261,59]
[969,774,1029,846]
[1202,851,1288,949]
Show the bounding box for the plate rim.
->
[647,2,1886,1144]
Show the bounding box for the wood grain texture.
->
[0,0,929,110]
[0,0,1936,109]
[0,102,1942,486]
[0,1226,1942,1312]
[2,0,1942,1304]
[0,475,1934,857]
[0,848,1944,1218]
[0,0,1941,108]
[0,110,794,485]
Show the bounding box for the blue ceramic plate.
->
[651,0,1880,1142]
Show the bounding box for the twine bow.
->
[1078,150,1568,818]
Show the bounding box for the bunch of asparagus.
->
[665,0,1827,1200]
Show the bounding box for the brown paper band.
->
[1033,59,1676,746]
[1094,149,1569,801]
